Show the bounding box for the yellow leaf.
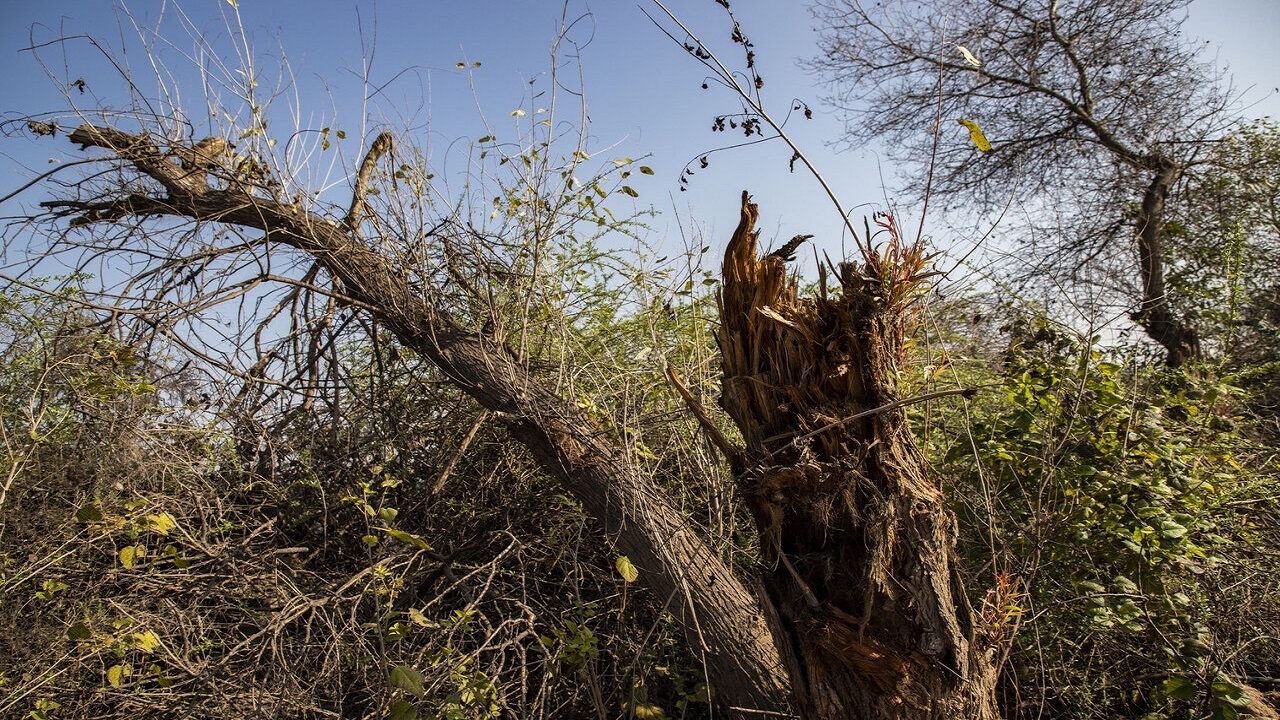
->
[119,545,145,569]
[106,663,131,688]
[510,109,526,117]
[225,0,239,7]
[132,631,161,653]
[615,556,639,583]
[957,119,992,152]
[146,513,177,535]
[956,45,981,67]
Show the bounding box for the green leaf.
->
[1162,676,1197,700]
[35,580,68,600]
[1213,705,1240,720]
[639,165,654,175]
[148,663,173,687]
[1212,679,1250,707]
[106,663,131,688]
[389,665,425,696]
[385,529,431,550]
[386,622,411,641]
[66,621,92,641]
[615,556,639,583]
[1180,638,1211,657]
[620,186,639,198]
[387,700,419,720]
[76,502,103,522]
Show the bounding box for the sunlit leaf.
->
[385,529,431,550]
[145,513,177,535]
[119,545,145,569]
[106,663,131,688]
[510,109,526,117]
[1212,678,1250,707]
[956,45,982,67]
[615,556,639,583]
[132,631,160,653]
[957,119,992,152]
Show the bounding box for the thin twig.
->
[664,362,744,469]
[431,410,490,495]
[782,387,978,450]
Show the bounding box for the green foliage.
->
[929,311,1278,718]
[1166,119,1280,364]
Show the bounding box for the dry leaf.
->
[957,45,982,67]
[957,119,992,152]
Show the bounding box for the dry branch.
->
[47,126,794,716]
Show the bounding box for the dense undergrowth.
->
[2,283,1277,720]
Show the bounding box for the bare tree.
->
[808,0,1240,366]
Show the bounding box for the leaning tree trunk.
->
[716,193,1000,719]
[51,127,793,716]
[1133,161,1201,367]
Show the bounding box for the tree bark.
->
[52,127,794,716]
[717,193,1000,719]
[1133,161,1201,367]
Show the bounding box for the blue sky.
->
[2,0,1277,273]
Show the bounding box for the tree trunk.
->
[1133,162,1201,367]
[53,127,794,716]
[716,193,1000,719]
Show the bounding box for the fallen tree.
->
[45,125,792,716]
[42,126,1001,718]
